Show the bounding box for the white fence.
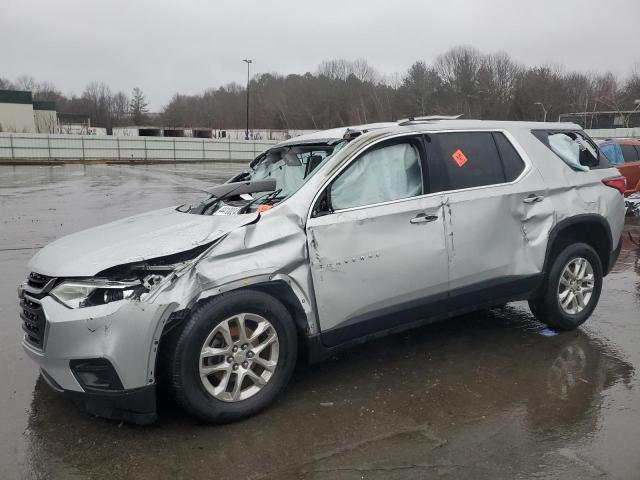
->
[0,133,279,163]
[585,127,640,139]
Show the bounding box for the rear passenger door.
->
[428,131,553,306]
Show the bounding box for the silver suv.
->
[19,120,626,424]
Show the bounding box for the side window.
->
[433,132,505,190]
[533,130,602,171]
[620,144,639,163]
[548,132,599,170]
[329,140,423,210]
[493,132,525,181]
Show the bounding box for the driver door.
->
[306,136,450,346]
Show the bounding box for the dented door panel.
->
[306,195,448,342]
[443,167,553,292]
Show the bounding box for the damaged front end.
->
[19,245,213,425]
[18,206,258,424]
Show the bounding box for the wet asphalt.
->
[1,163,639,480]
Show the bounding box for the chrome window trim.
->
[307,129,533,220]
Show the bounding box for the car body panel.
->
[28,207,259,277]
[307,193,449,340]
[22,294,176,390]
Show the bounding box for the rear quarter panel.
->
[511,128,625,256]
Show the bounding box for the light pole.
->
[243,59,252,140]
[627,99,640,127]
[534,102,547,122]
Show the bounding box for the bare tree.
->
[112,91,130,126]
[5,47,638,132]
[0,77,14,89]
[83,81,114,130]
[435,46,484,115]
[14,75,36,92]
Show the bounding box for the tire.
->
[528,243,603,331]
[168,290,297,423]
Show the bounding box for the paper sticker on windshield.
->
[214,205,241,216]
[452,149,468,167]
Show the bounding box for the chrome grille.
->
[20,272,56,349]
[20,295,46,348]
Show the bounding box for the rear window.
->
[493,132,526,181]
[431,132,524,190]
[620,144,640,163]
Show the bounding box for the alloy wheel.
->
[199,313,279,402]
[557,257,595,315]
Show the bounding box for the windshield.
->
[248,142,345,196]
[183,140,346,215]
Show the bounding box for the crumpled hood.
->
[28,207,259,277]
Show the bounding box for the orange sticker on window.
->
[451,149,468,167]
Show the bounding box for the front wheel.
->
[529,243,603,331]
[168,290,297,423]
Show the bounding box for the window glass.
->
[493,133,525,181]
[434,132,505,189]
[600,143,624,165]
[547,132,598,171]
[620,144,639,163]
[330,142,422,210]
[250,144,341,197]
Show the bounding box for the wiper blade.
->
[205,179,277,199]
[191,179,277,215]
[239,188,283,214]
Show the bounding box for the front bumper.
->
[21,292,176,424]
[40,368,157,424]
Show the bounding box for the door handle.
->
[523,195,544,204]
[410,213,438,224]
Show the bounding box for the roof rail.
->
[397,114,463,126]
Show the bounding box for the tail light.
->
[602,176,626,195]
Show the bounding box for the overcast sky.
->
[1,0,639,109]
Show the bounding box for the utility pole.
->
[243,59,252,140]
[533,102,547,122]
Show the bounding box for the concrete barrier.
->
[0,133,279,164]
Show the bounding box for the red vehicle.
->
[597,138,640,195]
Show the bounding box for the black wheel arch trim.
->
[543,214,615,276]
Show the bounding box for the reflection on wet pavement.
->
[1,165,639,479]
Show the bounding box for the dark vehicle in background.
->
[597,138,640,196]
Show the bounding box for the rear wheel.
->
[168,290,297,423]
[529,243,602,331]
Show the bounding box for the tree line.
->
[2,46,639,131]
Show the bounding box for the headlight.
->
[50,279,142,309]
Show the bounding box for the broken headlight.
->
[50,279,143,309]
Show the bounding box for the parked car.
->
[19,119,626,425]
[596,138,640,195]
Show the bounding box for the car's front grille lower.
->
[20,295,46,348]
[20,272,56,350]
